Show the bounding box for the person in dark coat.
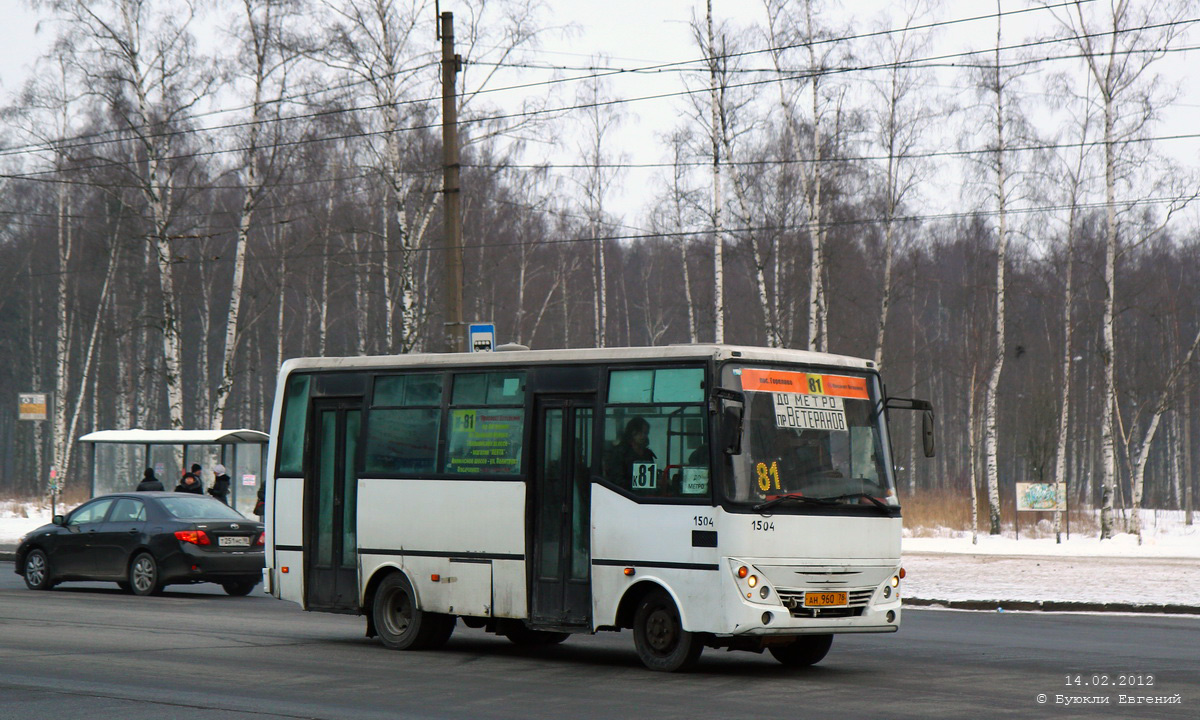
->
[253,482,266,519]
[208,464,231,505]
[136,468,164,492]
[175,464,204,494]
[604,416,658,490]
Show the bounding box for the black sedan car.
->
[14,492,264,596]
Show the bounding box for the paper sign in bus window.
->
[681,467,709,495]
[631,462,658,490]
[772,392,847,432]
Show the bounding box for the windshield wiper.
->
[752,494,836,513]
[816,493,892,511]
[753,492,893,514]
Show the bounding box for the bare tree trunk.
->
[381,201,394,352]
[1099,92,1118,539]
[969,364,980,544]
[214,0,281,428]
[64,223,123,489]
[51,164,73,493]
[982,8,1009,535]
[318,196,333,356]
[1128,325,1200,542]
[352,232,368,355]
[707,0,725,343]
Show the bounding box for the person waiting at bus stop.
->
[175,464,204,494]
[604,416,658,491]
[208,464,231,505]
[136,468,164,492]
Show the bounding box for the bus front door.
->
[531,397,594,629]
[305,400,360,613]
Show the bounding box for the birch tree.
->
[43,0,215,431]
[571,70,624,348]
[1045,0,1196,538]
[314,0,439,353]
[763,0,850,352]
[211,0,302,428]
[864,0,937,368]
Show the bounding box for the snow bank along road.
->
[4,506,1197,614]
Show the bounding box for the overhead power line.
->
[9,192,1196,278]
[2,0,1188,173]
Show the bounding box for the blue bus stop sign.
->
[469,323,495,352]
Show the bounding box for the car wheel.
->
[633,588,703,672]
[129,553,162,596]
[769,635,833,667]
[221,579,259,596]
[501,622,570,646]
[372,573,456,650]
[23,549,55,591]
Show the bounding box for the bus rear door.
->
[530,396,594,629]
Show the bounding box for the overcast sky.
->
[3,1,1197,227]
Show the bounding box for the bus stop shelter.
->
[78,429,269,517]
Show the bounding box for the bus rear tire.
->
[633,588,703,672]
[769,634,833,667]
[372,573,456,650]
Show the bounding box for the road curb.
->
[904,597,1200,616]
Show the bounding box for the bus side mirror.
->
[886,397,935,458]
[922,409,935,458]
[721,407,743,456]
[713,387,745,456]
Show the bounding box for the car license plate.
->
[218,536,250,547]
[803,591,848,607]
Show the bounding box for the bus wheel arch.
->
[362,565,405,638]
[615,580,668,630]
[368,569,456,650]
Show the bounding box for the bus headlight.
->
[729,560,778,607]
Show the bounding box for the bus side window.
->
[277,374,311,476]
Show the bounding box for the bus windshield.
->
[720,364,897,509]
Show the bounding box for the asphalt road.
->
[1,562,1198,720]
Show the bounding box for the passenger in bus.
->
[604,416,658,491]
[136,468,164,492]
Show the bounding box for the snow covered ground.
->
[900,512,1200,609]
[3,500,1198,610]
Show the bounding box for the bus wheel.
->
[633,588,703,672]
[372,573,456,650]
[769,635,833,667]
[501,622,569,647]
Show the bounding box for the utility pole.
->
[440,11,465,353]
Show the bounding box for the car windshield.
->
[720,365,898,508]
[158,496,248,520]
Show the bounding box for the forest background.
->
[1,0,1198,540]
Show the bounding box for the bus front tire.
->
[372,573,456,650]
[769,634,833,667]
[632,588,703,672]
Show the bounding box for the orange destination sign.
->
[740,369,869,400]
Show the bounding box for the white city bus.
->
[262,344,933,671]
